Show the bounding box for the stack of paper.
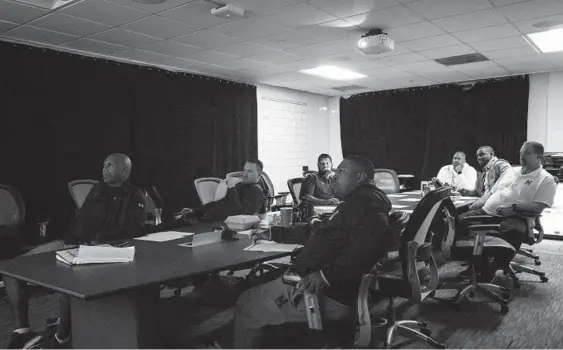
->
[135,231,194,242]
[244,241,303,253]
[56,245,135,265]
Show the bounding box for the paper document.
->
[399,198,421,202]
[244,242,303,253]
[135,231,194,242]
[404,210,414,213]
[236,229,253,236]
[387,194,407,198]
[392,205,409,209]
[459,196,477,200]
[56,245,135,265]
[313,206,337,214]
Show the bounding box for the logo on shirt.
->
[138,202,144,208]
[524,180,533,185]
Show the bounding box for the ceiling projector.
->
[357,29,395,55]
[211,4,245,19]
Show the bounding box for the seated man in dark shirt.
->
[299,153,339,206]
[180,159,266,222]
[4,153,145,349]
[232,156,392,348]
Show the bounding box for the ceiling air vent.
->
[14,0,81,10]
[435,53,489,66]
[332,85,367,92]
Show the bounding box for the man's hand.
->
[296,271,328,295]
[327,198,340,205]
[249,228,270,241]
[454,164,464,173]
[226,177,242,188]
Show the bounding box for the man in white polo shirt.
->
[435,151,478,192]
[456,141,557,279]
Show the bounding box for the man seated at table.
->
[435,151,477,192]
[463,146,514,208]
[3,153,146,349]
[179,159,266,222]
[232,155,392,348]
[456,141,557,280]
[299,153,339,206]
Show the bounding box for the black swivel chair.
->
[355,187,454,349]
[374,169,401,194]
[287,177,305,206]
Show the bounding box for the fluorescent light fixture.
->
[526,28,563,53]
[300,65,367,80]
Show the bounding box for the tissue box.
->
[225,215,260,231]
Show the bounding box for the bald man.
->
[436,151,477,191]
[4,153,146,349]
[233,156,392,348]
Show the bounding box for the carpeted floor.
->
[2,241,563,349]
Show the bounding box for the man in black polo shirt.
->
[4,153,145,349]
[299,153,339,206]
[232,156,392,348]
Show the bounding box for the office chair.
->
[194,177,221,205]
[226,171,289,209]
[287,177,305,205]
[374,169,401,194]
[356,188,453,349]
[68,179,99,210]
[0,185,26,260]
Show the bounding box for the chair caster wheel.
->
[500,305,509,315]
[534,260,541,266]
[540,276,548,283]
[420,328,432,337]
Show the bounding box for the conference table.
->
[0,222,293,349]
[387,190,477,211]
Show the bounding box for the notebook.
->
[56,245,135,265]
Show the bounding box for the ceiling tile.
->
[489,0,528,5]
[0,20,17,34]
[61,0,148,27]
[406,0,492,20]
[414,69,469,82]
[173,29,238,49]
[285,36,354,58]
[62,38,128,54]
[227,0,300,14]
[345,5,426,29]
[111,48,172,64]
[296,20,363,42]
[4,25,78,45]
[221,57,270,70]
[107,0,194,14]
[0,0,48,24]
[470,36,530,52]
[246,50,303,64]
[400,34,462,51]
[183,49,238,63]
[305,0,398,18]
[28,13,110,37]
[451,23,520,43]
[418,44,476,59]
[513,14,563,34]
[213,41,275,57]
[89,28,160,48]
[140,40,203,57]
[190,63,235,77]
[497,0,563,22]
[252,30,320,50]
[159,0,229,29]
[496,55,562,73]
[399,60,446,72]
[450,60,505,73]
[484,46,540,60]
[123,15,197,39]
[432,9,507,32]
[385,21,445,42]
[260,2,339,29]
[210,17,288,40]
[373,52,428,66]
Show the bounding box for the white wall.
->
[528,71,563,151]
[257,85,342,194]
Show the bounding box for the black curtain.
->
[340,76,529,181]
[0,42,257,242]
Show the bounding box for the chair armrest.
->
[355,273,376,348]
[468,224,501,231]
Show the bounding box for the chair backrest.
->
[399,187,453,302]
[194,177,221,205]
[260,172,275,197]
[373,169,400,194]
[68,179,99,210]
[226,171,243,179]
[0,185,25,228]
[287,178,305,205]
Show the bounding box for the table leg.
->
[70,285,160,349]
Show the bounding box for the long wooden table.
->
[0,222,292,349]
